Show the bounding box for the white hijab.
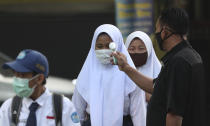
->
[76,24,140,126]
[125,31,161,79]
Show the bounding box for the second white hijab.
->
[125,31,161,79]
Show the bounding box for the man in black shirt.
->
[112,8,206,126]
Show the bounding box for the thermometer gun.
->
[109,42,118,65]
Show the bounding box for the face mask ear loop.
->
[31,83,38,90]
[162,27,177,41]
[159,28,163,35]
[28,74,40,89]
[29,74,40,82]
[157,28,163,39]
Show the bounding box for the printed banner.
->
[115,0,154,39]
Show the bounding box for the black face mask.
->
[129,52,148,67]
[155,31,164,51]
[155,29,174,51]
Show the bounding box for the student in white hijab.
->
[125,31,161,102]
[72,24,146,126]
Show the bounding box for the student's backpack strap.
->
[11,96,23,126]
[53,93,63,126]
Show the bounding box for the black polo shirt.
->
[147,40,206,126]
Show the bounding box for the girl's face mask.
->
[95,49,113,65]
[12,75,39,98]
[129,52,148,67]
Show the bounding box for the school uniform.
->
[73,87,146,126]
[72,24,146,126]
[0,88,81,126]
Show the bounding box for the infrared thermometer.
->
[109,42,118,65]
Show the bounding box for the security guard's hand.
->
[111,51,129,71]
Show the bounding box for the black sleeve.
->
[166,58,191,117]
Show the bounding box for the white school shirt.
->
[0,88,81,126]
[72,88,146,126]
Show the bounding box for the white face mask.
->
[95,49,113,64]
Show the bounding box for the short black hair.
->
[159,8,189,35]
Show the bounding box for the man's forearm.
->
[166,113,183,126]
[123,64,154,94]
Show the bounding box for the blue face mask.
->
[13,75,38,98]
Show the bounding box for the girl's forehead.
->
[96,34,112,42]
[130,38,144,45]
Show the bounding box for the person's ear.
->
[162,27,170,39]
[160,29,165,40]
[36,74,45,85]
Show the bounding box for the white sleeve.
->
[72,88,87,124]
[0,98,12,126]
[129,87,147,126]
[62,96,81,126]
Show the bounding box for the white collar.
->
[24,88,51,109]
